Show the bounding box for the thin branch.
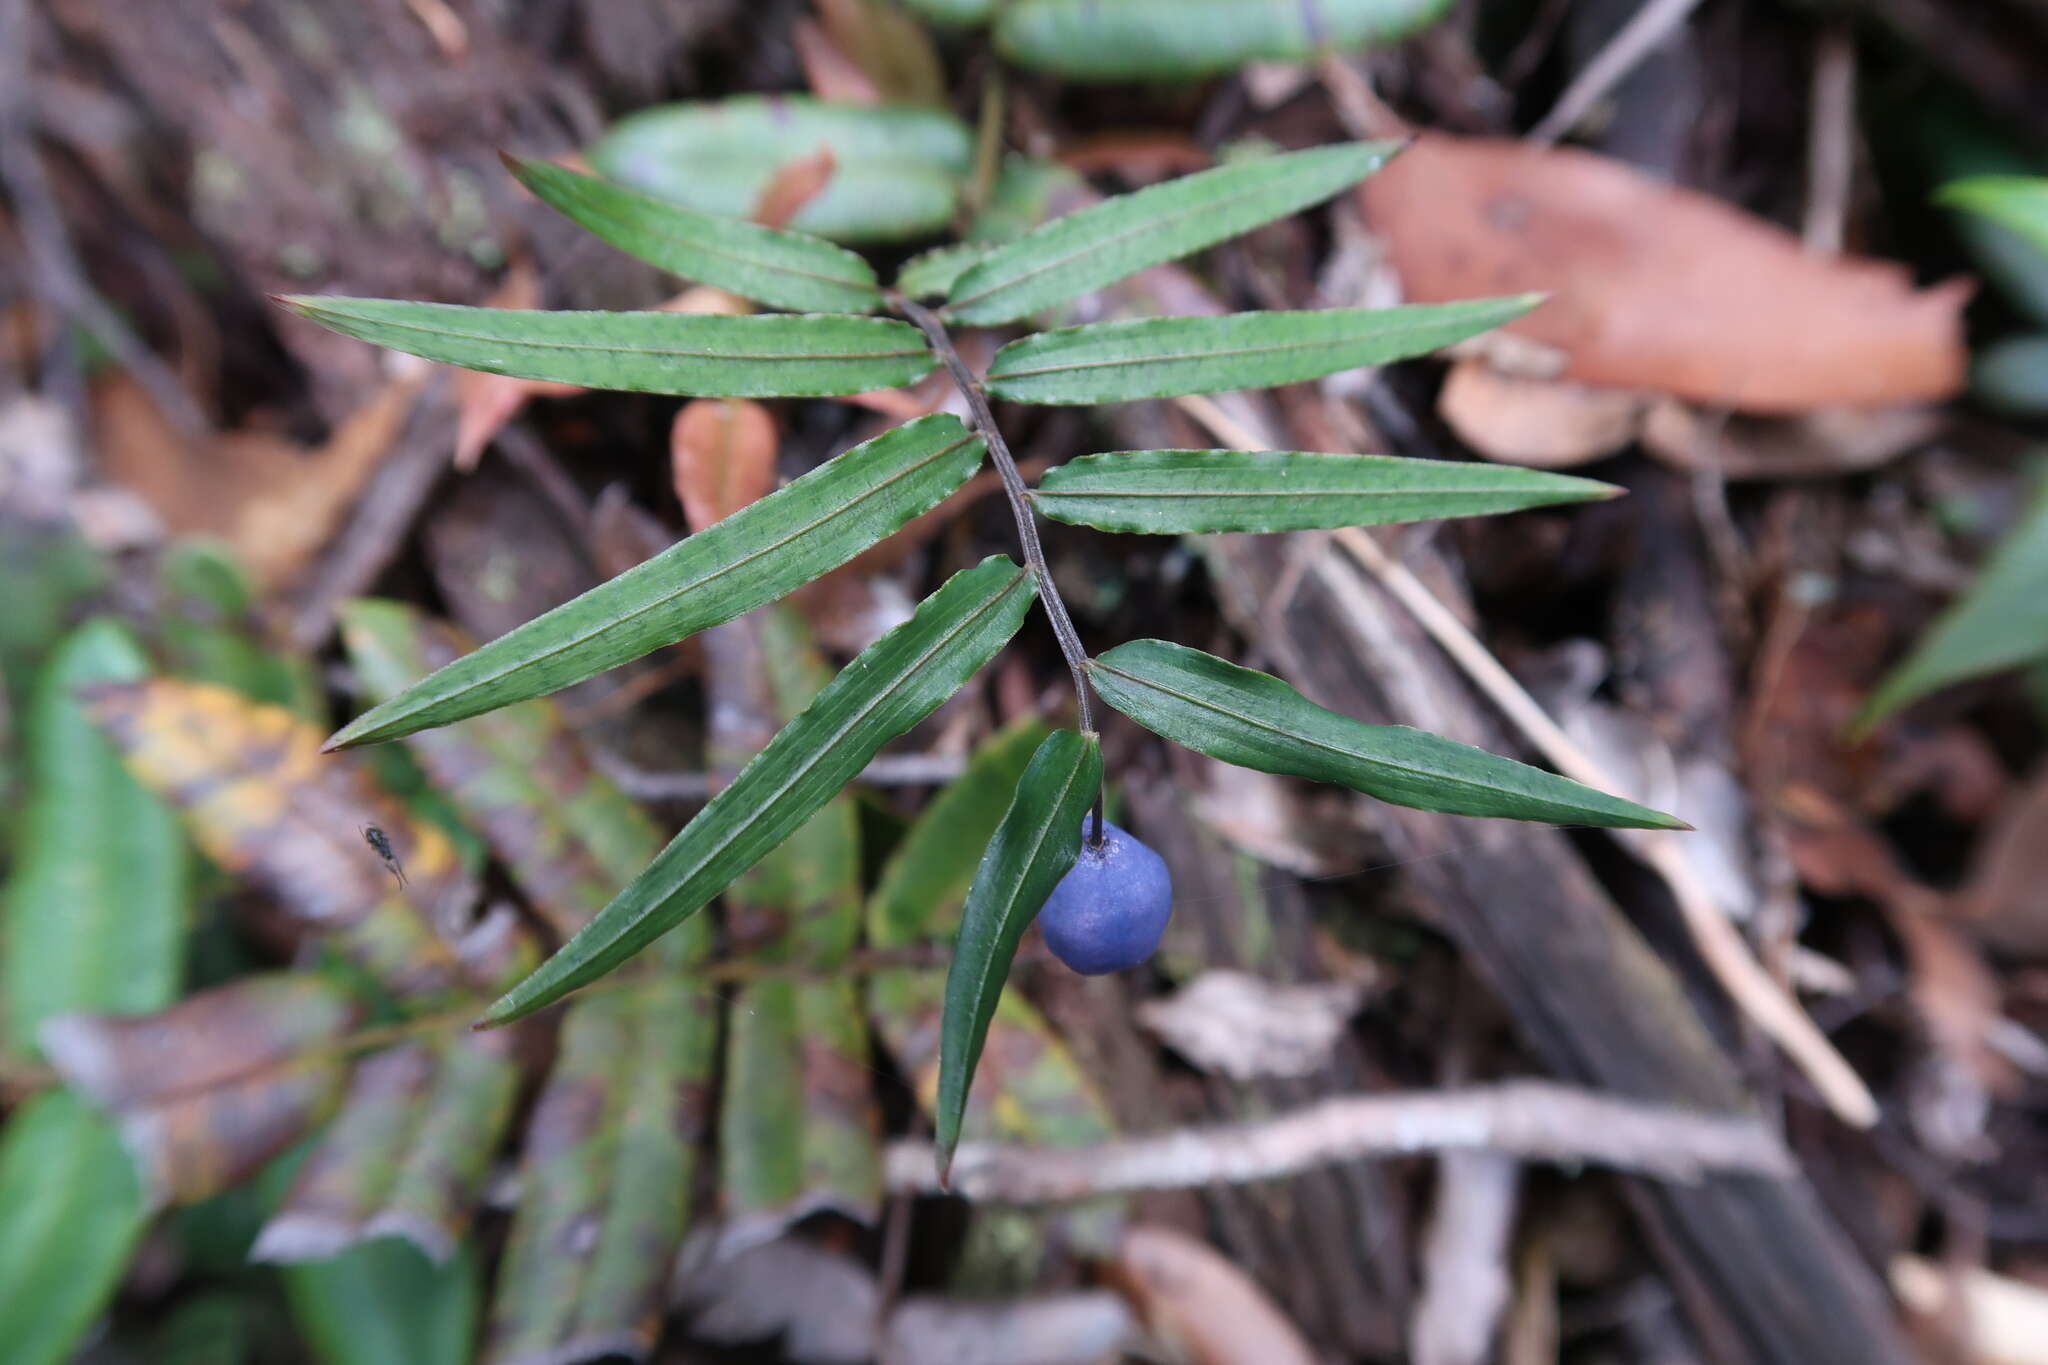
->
[893,294,1104,839]
[885,1080,1793,1201]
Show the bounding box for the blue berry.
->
[1037,819,1173,975]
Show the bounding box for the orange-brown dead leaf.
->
[1437,356,1646,467]
[452,261,584,470]
[793,19,883,106]
[814,0,946,107]
[672,398,780,532]
[1361,134,1969,412]
[1109,1225,1318,1365]
[95,370,422,589]
[752,147,840,231]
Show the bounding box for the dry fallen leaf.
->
[1893,1257,2048,1365]
[1960,768,2048,958]
[1437,357,1646,468]
[1137,970,1367,1081]
[1362,133,1969,412]
[751,146,840,231]
[94,371,422,589]
[672,398,780,533]
[881,1293,1140,1365]
[793,19,883,106]
[1640,400,1942,480]
[1110,1224,1318,1365]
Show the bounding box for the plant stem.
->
[894,296,1101,758]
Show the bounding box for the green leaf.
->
[903,0,994,25]
[591,96,974,244]
[1973,333,2048,417]
[327,415,986,748]
[505,156,883,315]
[866,715,1051,946]
[284,1239,479,1365]
[0,1093,151,1365]
[985,297,1540,404]
[4,618,189,1058]
[1940,175,2048,260]
[1032,449,1615,533]
[946,142,1398,325]
[935,729,1101,1179]
[895,241,993,301]
[1858,479,2048,728]
[996,0,1453,80]
[279,298,932,398]
[1088,639,1684,829]
[478,558,1036,1025]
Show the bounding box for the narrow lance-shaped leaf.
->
[505,156,884,315]
[986,296,1541,404]
[280,298,932,398]
[995,0,1453,81]
[895,241,992,301]
[1940,175,2048,260]
[1089,640,1684,830]
[328,415,986,748]
[1856,477,2048,729]
[946,142,1399,325]
[591,96,974,244]
[935,729,1101,1180]
[1032,449,1615,533]
[479,557,1036,1025]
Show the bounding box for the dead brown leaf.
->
[672,398,780,532]
[1641,401,1942,480]
[95,370,421,589]
[1361,134,1969,412]
[1437,356,1645,467]
[1960,769,2048,958]
[1110,1224,1318,1365]
[793,19,883,105]
[751,147,840,231]
[452,260,584,470]
[814,0,946,107]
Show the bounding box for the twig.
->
[1802,24,1857,255]
[1169,393,1879,1129]
[594,748,967,800]
[1413,1152,1519,1365]
[884,1080,1793,1201]
[894,294,1103,839]
[1527,0,1708,145]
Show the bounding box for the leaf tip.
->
[934,1146,954,1191]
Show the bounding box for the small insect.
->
[362,825,406,888]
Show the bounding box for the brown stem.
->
[893,295,1098,744]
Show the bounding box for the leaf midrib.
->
[1033,484,1582,501]
[990,312,1482,381]
[365,432,980,729]
[949,151,1360,315]
[523,567,1031,1002]
[1091,655,1512,804]
[303,306,927,364]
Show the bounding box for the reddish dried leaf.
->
[1437,357,1645,468]
[793,19,883,106]
[95,372,422,587]
[671,398,781,533]
[1110,1225,1318,1365]
[815,0,946,106]
[750,147,840,232]
[1360,134,1969,412]
[452,262,584,471]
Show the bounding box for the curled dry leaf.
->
[751,146,841,231]
[672,398,781,532]
[1640,400,1942,480]
[1437,357,1645,468]
[1361,133,1969,412]
[1136,969,1368,1081]
[1109,1224,1318,1365]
